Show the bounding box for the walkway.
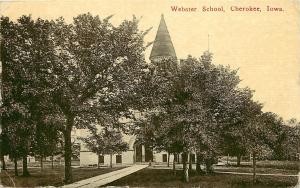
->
[63,165,148,188]
[294,172,300,188]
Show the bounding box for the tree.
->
[1,103,33,176]
[142,111,184,175]
[1,18,34,177]
[0,128,10,170]
[179,52,244,175]
[260,113,295,160]
[80,128,104,168]
[81,127,129,168]
[33,120,62,171]
[286,119,300,160]
[102,128,129,168]
[218,88,258,166]
[1,16,67,176]
[243,117,265,184]
[238,102,264,184]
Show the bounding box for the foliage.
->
[1,13,148,182]
[81,127,129,156]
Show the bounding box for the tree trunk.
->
[227,154,229,165]
[182,152,189,182]
[51,155,54,169]
[173,153,176,176]
[97,154,100,169]
[196,153,203,174]
[189,153,193,172]
[237,154,241,166]
[1,155,6,170]
[14,157,18,176]
[205,153,213,174]
[110,154,113,168]
[40,156,43,171]
[167,152,170,167]
[252,151,257,184]
[22,155,30,177]
[64,116,74,184]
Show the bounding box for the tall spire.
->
[150,14,177,61]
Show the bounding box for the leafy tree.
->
[0,126,10,170]
[179,52,245,175]
[140,111,184,174]
[81,127,128,168]
[260,113,287,160]
[218,88,258,166]
[261,115,300,160]
[1,103,33,176]
[80,127,105,168]
[33,120,62,171]
[286,119,300,160]
[0,17,36,176]
[132,57,185,175]
[237,101,264,184]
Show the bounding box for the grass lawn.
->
[0,166,124,187]
[255,160,299,171]
[228,160,299,171]
[215,167,298,175]
[4,160,80,168]
[107,168,298,188]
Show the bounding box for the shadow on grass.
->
[0,166,125,187]
[228,160,299,171]
[107,168,298,188]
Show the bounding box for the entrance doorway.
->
[116,155,122,163]
[135,144,153,163]
[145,145,153,162]
[135,144,142,162]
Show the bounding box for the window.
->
[162,154,167,162]
[174,154,178,162]
[190,154,196,164]
[99,155,104,164]
[116,155,122,163]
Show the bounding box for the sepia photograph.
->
[0,0,299,187]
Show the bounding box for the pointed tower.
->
[150,15,177,62]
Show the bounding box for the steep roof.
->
[149,15,177,60]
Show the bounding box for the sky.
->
[1,0,300,121]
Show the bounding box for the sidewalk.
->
[294,172,300,188]
[63,165,148,188]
